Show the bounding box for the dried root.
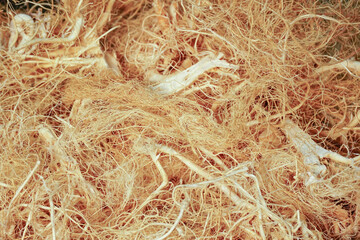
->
[149,53,238,95]
[283,118,360,185]
[1,0,360,239]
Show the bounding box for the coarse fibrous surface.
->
[0,0,359,239]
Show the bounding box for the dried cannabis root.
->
[283,118,360,185]
[149,53,239,95]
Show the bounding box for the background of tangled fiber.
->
[0,0,359,239]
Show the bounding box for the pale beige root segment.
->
[5,0,119,75]
[8,14,35,52]
[148,52,239,95]
[283,118,359,185]
[284,118,360,166]
[132,138,306,239]
[328,110,360,140]
[316,59,360,75]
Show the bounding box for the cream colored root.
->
[96,0,116,31]
[198,146,229,171]
[172,167,249,192]
[149,53,239,95]
[246,84,309,127]
[282,14,343,62]
[155,193,190,240]
[316,59,360,75]
[38,125,97,195]
[38,126,73,165]
[171,166,250,209]
[8,14,35,43]
[329,110,360,140]
[284,118,359,165]
[21,206,33,240]
[10,16,83,53]
[228,170,290,236]
[283,118,327,178]
[39,175,56,240]
[283,118,360,184]
[156,144,245,208]
[0,182,12,188]
[28,17,83,45]
[76,25,120,57]
[171,161,290,236]
[8,14,35,53]
[128,151,169,220]
[169,2,178,25]
[347,110,360,128]
[41,23,120,73]
[244,173,273,239]
[5,160,41,227]
[25,56,109,68]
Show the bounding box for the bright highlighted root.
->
[149,53,239,95]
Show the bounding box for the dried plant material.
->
[316,59,360,75]
[155,193,190,240]
[127,147,169,219]
[149,53,238,94]
[257,125,283,148]
[328,110,360,140]
[156,142,247,208]
[8,14,35,53]
[1,0,360,239]
[168,2,178,26]
[154,0,169,31]
[283,119,327,178]
[5,2,118,74]
[103,51,121,75]
[96,0,116,31]
[283,118,359,184]
[38,175,56,240]
[38,125,97,195]
[9,13,83,53]
[4,160,40,230]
